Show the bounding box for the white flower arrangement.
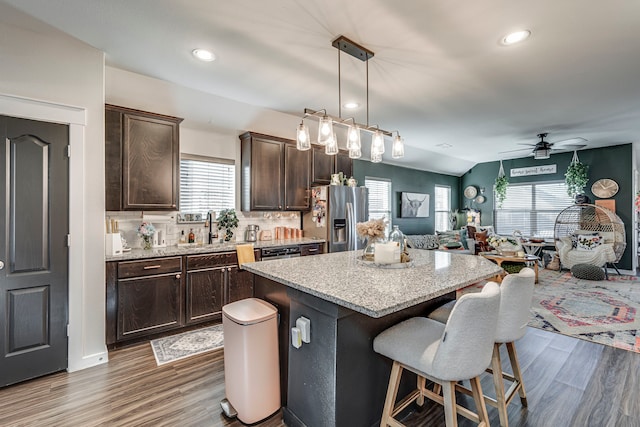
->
[488,235,519,248]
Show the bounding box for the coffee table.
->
[480,252,539,283]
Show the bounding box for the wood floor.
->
[0,328,638,427]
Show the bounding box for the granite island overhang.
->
[242,250,504,427]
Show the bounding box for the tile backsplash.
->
[106,211,302,248]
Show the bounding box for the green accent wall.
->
[353,160,460,235]
[461,144,633,270]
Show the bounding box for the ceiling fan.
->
[501,133,587,159]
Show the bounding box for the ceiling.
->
[3,0,640,176]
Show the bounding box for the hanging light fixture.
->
[296,121,311,151]
[325,132,339,155]
[392,133,405,159]
[295,35,404,162]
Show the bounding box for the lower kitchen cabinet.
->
[105,247,293,347]
[118,273,183,341]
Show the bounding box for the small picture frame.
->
[400,192,429,218]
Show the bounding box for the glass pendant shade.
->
[349,146,362,159]
[392,135,404,159]
[371,149,382,163]
[317,116,333,145]
[534,147,550,159]
[347,125,361,150]
[371,130,385,154]
[296,122,311,151]
[325,132,338,155]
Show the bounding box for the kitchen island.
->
[242,249,503,427]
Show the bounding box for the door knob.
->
[0,260,4,270]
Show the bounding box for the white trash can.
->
[221,298,280,424]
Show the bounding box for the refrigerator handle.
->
[346,202,355,251]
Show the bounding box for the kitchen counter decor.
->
[216,209,239,242]
[137,222,156,250]
[356,218,387,261]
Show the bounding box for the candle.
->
[375,242,400,264]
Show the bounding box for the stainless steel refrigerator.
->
[302,185,369,252]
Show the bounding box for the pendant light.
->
[392,134,404,159]
[325,132,339,155]
[295,35,404,163]
[296,121,311,151]
[317,115,333,146]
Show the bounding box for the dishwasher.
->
[260,245,301,260]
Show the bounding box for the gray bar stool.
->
[429,267,535,427]
[373,282,501,427]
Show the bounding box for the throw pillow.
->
[571,231,598,248]
[576,234,602,251]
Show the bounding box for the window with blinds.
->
[179,154,235,217]
[494,180,574,238]
[365,177,392,230]
[434,185,451,231]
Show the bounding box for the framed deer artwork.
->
[400,192,430,218]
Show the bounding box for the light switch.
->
[291,327,302,349]
[296,316,311,343]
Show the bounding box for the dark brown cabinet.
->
[311,147,353,185]
[184,252,256,325]
[105,105,182,211]
[300,242,324,256]
[113,257,183,342]
[240,132,310,211]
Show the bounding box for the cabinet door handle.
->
[143,265,162,270]
[175,274,181,279]
[307,248,318,252]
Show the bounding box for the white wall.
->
[0,6,107,370]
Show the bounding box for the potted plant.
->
[494,160,508,208]
[565,151,589,198]
[216,209,239,242]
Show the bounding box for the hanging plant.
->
[494,160,509,208]
[216,209,239,241]
[565,151,589,197]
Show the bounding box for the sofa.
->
[405,230,472,254]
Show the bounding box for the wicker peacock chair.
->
[554,204,626,272]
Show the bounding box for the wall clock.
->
[463,185,477,199]
[591,178,619,198]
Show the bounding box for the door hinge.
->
[66,145,71,158]
[66,234,71,247]
[66,324,70,337]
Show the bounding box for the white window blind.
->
[494,181,574,238]
[180,154,235,217]
[365,177,392,231]
[434,185,451,231]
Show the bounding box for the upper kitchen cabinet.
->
[311,146,353,185]
[240,132,310,211]
[105,105,183,211]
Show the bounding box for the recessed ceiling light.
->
[192,48,216,62]
[502,30,531,45]
[343,102,359,109]
[436,143,453,149]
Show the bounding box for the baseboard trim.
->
[67,351,109,373]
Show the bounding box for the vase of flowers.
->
[137,222,156,250]
[356,218,387,261]
[488,235,521,256]
[216,209,239,242]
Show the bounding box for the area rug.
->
[150,324,224,366]
[529,269,640,353]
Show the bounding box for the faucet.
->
[207,211,215,244]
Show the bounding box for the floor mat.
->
[529,269,640,353]
[150,324,224,365]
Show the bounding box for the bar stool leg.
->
[470,376,490,427]
[442,381,458,427]
[506,342,528,406]
[491,343,509,427]
[380,361,403,427]
[417,375,426,406]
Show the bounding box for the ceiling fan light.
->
[392,135,404,159]
[318,116,333,145]
[347,124,361,150]
[534,147,550,159]
[325,132,338,155]
[296,122,311,151]
[372,130,385,154]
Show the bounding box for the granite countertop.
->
[105,238,325,261]
[242,250,504,318]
